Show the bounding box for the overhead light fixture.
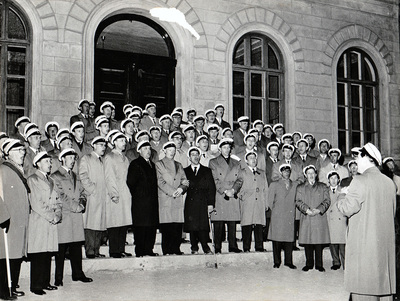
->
[150,7,200,40]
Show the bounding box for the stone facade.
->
[14,0,400,157]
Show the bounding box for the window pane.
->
[337,83,345,106]
[251,98,262,121]
[8,47,26,75]
[250,38,262,67]
[365,109,375,132]
[268,45,278,69]
[268,100,279,124]
[351,85,360,107]
[268,75,279,99]
[338,107,346,129]
[365,86,374,108]
[233,40,244,65]
[7,78,25,106]
[251,73,262,97]
[0,3,2,38]
[363,57,376,82]
[6,108,24,135]
[337,54,345,78]
[350,52,359,80]
[352,131,361,147]
[351,108,360,131]
[338,130,347,154]
[233,97,245,121]
[365,132,373,143]
[8,9,26,40]
[233,71,244,96]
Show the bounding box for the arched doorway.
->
[94,14,176,120]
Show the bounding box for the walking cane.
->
[3,229,12,297]
[208,211,218,269]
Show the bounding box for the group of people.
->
[0,98,398,301]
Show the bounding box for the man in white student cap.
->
[318,148,349,186]
[214,104,230,129]
[70,99,97,143]
[70,121,92,161]
[233,116,249,148]
[42,121,59,153]
[100,101,118,130]
[337,143,396,301]
[141,103,159,131]
[13,116,30,143]
[23,127,44,178]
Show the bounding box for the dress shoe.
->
[191,250,199,255]
[293,246,300,251]
[15,285,19,289]
[54,280,63,287]
[181,239,190,243]
[284,263,297,269]
[302,266,313,272]
[255,248,266,252]
[95,254,105,258]
[229,248,242,253]
[315,266,325,272]
[110,253,122,258]
[273,264,280,268]
[72,276,93,283]
[12,290,25,297]
[44,285,57,290]
[30,289,46,295]
[215,249,221,254]
[121,252,132,257]
[331,265,341,270]
[86,254,95,259]
[0,294,17,300]
[174,251,184,255]
[204,250,213,255]
[243,249,250,253]
[147,252,159,256]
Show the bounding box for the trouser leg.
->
[283,242,294,265]
[198,230,211,253]
[329,244,341,266]
[55,243,66,283]
[69,242,84,279]
[172,223,183,254]
[133,226,145,256]
[144,226,157,255]
[107,227,119,255]
[272,241,282,265]
[118,226,127,253]
[254,224,264,251]
[212,221,224,251]
[304,244,315,268]
[0,258,21,297]
[161,223,173,255]
[339,244,346,269]
[43,252,52,287]
[263,210,271,241]
[241,225,252,251]
[227,221,238,249]
[190,231,199,252]
[315,244,323,268]
[84,229,95,256]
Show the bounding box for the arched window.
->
[337,48,378,154]
[232,33,284,127]
[0,0,31,134]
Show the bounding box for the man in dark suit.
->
[233,116,249,148]
[214,104,230,129]
[183,146,216,254]
[12,116,30,144]
[41,121,59,153]
[70,99,96,143]
[126,141,159,257]
[293,139,318,180]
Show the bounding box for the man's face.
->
[161,119,171,130]
[269,146,279,158]
[164,147,176,159]
[139,145,152,160]
[297,142,307,155]
[111,109,116,119]
[305,136,313,145]
[283,137,292,145]
[18,122,29,134]
[8,147,26,165]
[281,167,291,180]
[349,163,358,176]
[195,119,204,129]
[124,122,134,136]
[275,128,284,138]
[187,112,196,123]
[329,175,339,187]
[246,154,257,168]
[189,150,200,165]
[198,139,209,151]
[386,161,395,172]
[255,124,263,133]
[220,144,231,157]
[330,153,339,164]
[150,130,161,141]
[172,136,183,149]
[239,121,248,131]
[224,131,233,139]
[60,138,73,151]
[89,105,95,117]
[81,103,89,115]
[206,113,216,123]
[99,123,110,136]
[215,108,224,118]
[306,169,316,183]
[103,107,112,118]
[293,134,301,144]
[264,128,272,138]
[172,116,182,126]
[93,142,106,156]
[62,154,76,170]
[209,130,219,140]
[283,148,293,160]
[245,137,256,149]
[28,134,41,149]
[73,128,85,142]
[47,126,58,140]
[184,130,195,142]
[114,138,126,151]
[148,107,156,117]
[132,117,140,128]
[320,142,329,154]
[37,157,52,174]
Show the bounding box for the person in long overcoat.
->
[296,165,330,272]
[0,139,30,299]
[337,143,396,301]
[52,148,92,286]
[23,128,44,178]
[78,137,108,258]
[267,164,298,269]
[104,132,132,258]
[27,152,61,295]
[127,141,159,257]
[235,133,266,172]
[233,151,268,252]
[155,141,188,255]
[318,148,349,186]
[209,138,243,253]
[70,121,92,162]
[326,171,346,271]
[183,146,216,254]
[271,144,303,184]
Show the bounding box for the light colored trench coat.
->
[337,166,396,295]
[104,150,132,228]
[327,187,347,244]
[78,152,107,231]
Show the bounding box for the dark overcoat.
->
[183,165,216,232]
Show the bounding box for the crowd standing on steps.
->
[0,99,398,301]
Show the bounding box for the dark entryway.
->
[94,14,176,120]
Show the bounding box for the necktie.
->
[193,167,197,175]
[68,170,71,176]
[274,159,277,163]
[190,142,193,147]
[333,164,337,169]
[302,156,306,162]
[147,160,152,168]
[253,169,256,175]
[99,156,102,163]
[332,188,336,194]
